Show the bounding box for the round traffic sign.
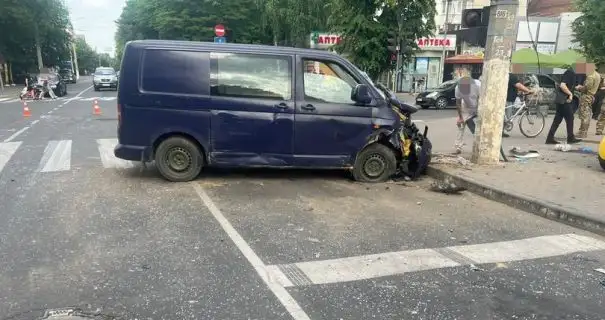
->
[214,24,225,37]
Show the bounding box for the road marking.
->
[31,120,39,125]
[270,234,605,287]
[96,138,133,168]
[0,98,10,102]
[192,184,311,320]
[0,142,22,174]
[39,140,72,172]
[3,126,30,142]
[448,234,605,264]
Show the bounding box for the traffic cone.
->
[93,100,101,115]
[23,102,31,117]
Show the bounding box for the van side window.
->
[142,50,209,95]
[210,52,292,100]
[303,59,359,104]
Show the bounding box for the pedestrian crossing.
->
[0,138,136,176]
[0,96,117,104]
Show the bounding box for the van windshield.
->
[351,65,385,100]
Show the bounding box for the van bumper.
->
[114,143,151,161]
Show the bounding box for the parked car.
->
[93,67,118,91]
[114,40,432,183]
[415,79,457,109]
[516,73,557,111]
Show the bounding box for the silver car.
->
[93,67,118,91]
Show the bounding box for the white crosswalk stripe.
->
[39,140,72,172]
[0,96,117,104]
[0,142,22,173]
[0,138,139,176]
[97,138,134,169]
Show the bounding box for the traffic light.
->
[461,6,490,28]
[387,31,398,53]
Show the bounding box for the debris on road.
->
[429,177,466,195]
[509,146,540,159]
[431,153,472,168]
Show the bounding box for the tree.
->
[328,0,436,79]
[0,0,72,75]
[74,37,98,74]
[572,0,605,66]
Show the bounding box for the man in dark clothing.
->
[545,65,583,144]
[503,67,533,137]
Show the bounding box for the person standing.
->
[576,63,601,137]
[591,75,605,120]
[454,75,481,154]
[545,64,583,144]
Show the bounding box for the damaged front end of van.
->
[360,84,432,181]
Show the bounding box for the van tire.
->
[352,143,397,183]
[155,136,204,182]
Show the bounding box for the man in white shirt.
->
[454,76,481,154]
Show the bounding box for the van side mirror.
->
[351,84,372,104]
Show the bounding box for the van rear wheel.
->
[352,143,397,183]
[155,136,204,182]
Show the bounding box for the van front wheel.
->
[155,136,204,182]
[352,144,397,183]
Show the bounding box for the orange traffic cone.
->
[93,100,101,115]
[23,102,31,117]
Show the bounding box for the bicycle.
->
[502,93,546,138]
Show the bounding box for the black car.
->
[59,68,76,83]
[415,79,458,109]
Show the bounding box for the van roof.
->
[127,39,340,58]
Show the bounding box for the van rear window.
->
[142,50,209,95]
[210,52,291,100]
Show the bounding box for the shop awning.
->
[445,54,483,64]
[511,48,559,67]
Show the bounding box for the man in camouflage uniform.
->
[576,63,601,138]
[596,91,605,135]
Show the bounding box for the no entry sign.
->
[214,24,225,37]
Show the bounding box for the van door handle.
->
[274,102,288,109]
[301,104,315,111]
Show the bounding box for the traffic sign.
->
[214,24,225,37]
[214,36,226,44]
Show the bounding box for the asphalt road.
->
[0,78,604,319]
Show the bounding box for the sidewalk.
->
[422,114,605,235]
[0,85,21,99]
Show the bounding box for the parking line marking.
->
[279,249,460,287]
[96,138,133,169]
[0,142,22,174]
[270,234,605,287]
[447,234,605,264]
[39,140,72,172]
[192,183,311,320]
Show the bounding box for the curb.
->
[426,166,605,236]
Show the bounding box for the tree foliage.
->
[114,0,437,78]
[0,0,74,73]
[572,0,605,66]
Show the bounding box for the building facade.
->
[400,0,529,92]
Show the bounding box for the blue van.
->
[115,40,431,182]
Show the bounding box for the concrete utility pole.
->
[471,0,519,164]
[439,0,452,84]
